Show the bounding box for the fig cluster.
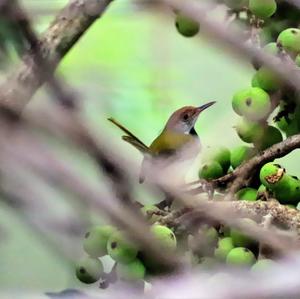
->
[75,219,176,288]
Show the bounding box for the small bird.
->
[108,102,216,184]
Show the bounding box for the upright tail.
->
[108,118,150,154]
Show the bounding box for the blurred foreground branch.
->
[0,0,114,112]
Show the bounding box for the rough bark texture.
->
[0,0,113,112]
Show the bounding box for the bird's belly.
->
[145,139,201,185]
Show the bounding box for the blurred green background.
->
[0,0,299,294]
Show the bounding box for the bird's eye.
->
[183,114,189,121]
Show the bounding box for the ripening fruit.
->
[255,126,282,150]
[236,188,257,201]
[254,66,281,92]
[116,258,145,281]
[83,225,116,257]
[175,14,199,38]
[230,218,257,247]
[275,175,300,204]
[230,146,256,169]
[214,237,234,261]
[141,205,160,223]
[278,28,300,53]
[199,161,224,180]
[210,147,231,172]
[249,0,277,19]
[235,119,265,143]
[259,162,283,188]
[226,247,256,266]
[107,231,138,264]
[251,259,276,272]
[264,42,279,55]
[232,88,271,121]
[75,256,103,284]
[251,73,260,87]
[151,224,177,250]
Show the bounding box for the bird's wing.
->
[108,118,150,154]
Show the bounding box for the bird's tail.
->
[108,118,150,154]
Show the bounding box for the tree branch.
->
[0,0,113,112]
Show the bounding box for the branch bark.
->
[0,0,113,112]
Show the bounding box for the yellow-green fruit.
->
[107,231,138,264]
[249,0,277,19]
[259,162,283,188]
[226,247,256,266]
[236,119,265,143]
[175,14,199,38]
[230,218,256,247]
[151,224,177,250]
[141,205,160,223]
[116,259,145,281]
[251,259,276,272]
[255,126,282,150]
[210,147,231,172]
[236,188,257,201]
[251,73,260,87]
[230,146,256,169]
[199,161,224,180]
[83,225,116,258]
[278,28,300,53]
[275,175,300,204]
[75,257,103,284]
[214,237,234,261]
[232,88,271,121]
[255,67,281,92]
[264,42,278,54]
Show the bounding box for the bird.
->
[108,101,216,184]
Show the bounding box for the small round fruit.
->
[151,224,177,250]
[230,218,256,247]
[107,231,138,264]
[214,237,234,261]
[75,256,103,284]
[175,14,199,38]
[230,146,256,169]
[232,88,271,121]
[116,258,145,281]
[83,225,116,257]
[251,259,276,272]
[264,42,279,55]
[236,188,257,201]
[255,126,282,150]
[259,162,283,188]
[210,147,231,172]
[199,161,224,180]
[235,119,265,143]
[278,28,300,53]
[249,0,277,19]
[141,205,160,223]
[255,66,281,92]
[226,247,256,266]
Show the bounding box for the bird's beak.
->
[197,101,216,113]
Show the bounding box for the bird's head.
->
[165,101,216,134]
